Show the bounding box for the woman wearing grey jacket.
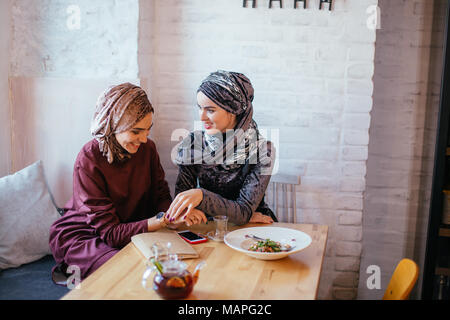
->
[166,70,277,226]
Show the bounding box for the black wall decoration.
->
[294,0,307,9]
[242,0,332,10]
[242,0,257,8]
[269,0,283,8]
[319,0,333,11]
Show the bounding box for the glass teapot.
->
[142,242,205,299]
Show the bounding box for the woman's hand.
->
[183,208,207,227]
[249,212,274,224]
[166,189,203,222]
[147,212,174,232]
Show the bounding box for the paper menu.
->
[131,229,199,260]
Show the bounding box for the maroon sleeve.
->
[74,164,148,249]
[149,142,172,213]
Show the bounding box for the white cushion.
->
[0,160,61,269]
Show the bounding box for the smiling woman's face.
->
[115,113,153,154]
[197,91,237,135]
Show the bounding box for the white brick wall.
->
[140,0,378,299]
[9,0,432,300]
[357,0,446,300]
[10,0,139,78]
[6,0,141,201]
[0,0,12,177]
[4,0,442,300]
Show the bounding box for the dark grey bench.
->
[0,255,70,300]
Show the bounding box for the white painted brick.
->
[333,288,357,300]
[297,192,336,210]
[296,94,346,112]
[327,80,346,95]
[336,241,363,257]
[254,111,310,127]
[11,0,139,78]
[241,45,269,59]
[259,94,298,111]
[293,77,326,94]
[316,26,346,42]
[294,26,318,43]
[342,161,367,177]
[300,209,337,227]
[314,63,346,79]
[235,27,284,43]
[349,44,375,62]
[343,114,371,130]
[276,159,307,176]
[271,11,314,26]
[271,43,314,60]
[338,210,363,226]
[335,256,361,272]
[342,146,368,161]
[292,11,315,26]
[281,144,340,161]
[336,194,363,211]
[339,177,366,192]
[299,177,339,193]
[344,21,377,44]
[314,44,348,62]
[346,95,373,113]
[343,130,370,146]
[333,271,360,288]
[305,161,340,177]
[347,79,374,96]
[280,127,340,145]
[347,63,375,79]
[311,112,340,127]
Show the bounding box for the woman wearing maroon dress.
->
[49,83,205,282]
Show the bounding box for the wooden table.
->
[62,222,328,300]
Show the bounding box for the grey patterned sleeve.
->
[174,165,197,196]
[197,167,272,225]
[197,142,275,226]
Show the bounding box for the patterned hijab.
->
[90,83,153,164]
[174,70,270,169]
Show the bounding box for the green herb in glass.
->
[151,258,164,274]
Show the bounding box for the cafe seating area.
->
[1,0,449,302]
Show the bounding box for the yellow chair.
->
[383,258,419,300]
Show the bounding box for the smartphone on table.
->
[177,230,208,244]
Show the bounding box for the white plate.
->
[224,227,312,260]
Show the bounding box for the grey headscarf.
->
[174,70,271,169]
[90,83,153,164]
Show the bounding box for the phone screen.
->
[178,231,204,241]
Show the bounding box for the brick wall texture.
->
[358,0,446,300]
[139,0,379,299]
[9,0,445,299]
